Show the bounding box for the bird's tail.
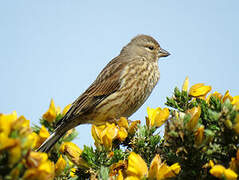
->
[37,130,65,153]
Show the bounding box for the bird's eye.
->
[148,46,154,50]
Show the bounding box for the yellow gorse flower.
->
[12,115,31,137]
[210,164,238,180]
[182,76,189,92]
[127,152,148,179]
[55,155,66,175]
[102,123,118,151]
[0,111,17,136]
[127,153,181,180]
[232,95,239,111]
[25,151,48,167]
[0,132,18,151]
[117,117,129,129]
[117,127,128,141]
[0,111,31,139]
[92,123,118,150]
[146,107,169,128]
[189,83,212,98]
[60,142,88,168]
[148,154,161,179]
[209,160,215,167]
[157,162,181,179]
[186,106,201,131]
[224,169,238,180]
[60,142,82,160]
[92,121,132,150]
[62,104,71,116]
[8,142,21,166]
[42,99,71,123]
[146,156,181,180]
[26,132,39,149]
[23,151,55,180]
[0,111,38,171]
[42,99,61,123]
[125,176,140,180]
[39,125,50,139]
[91,124,106,145]
[222,90,233,103]
[35,126,50,148]
[103,123,118,138]
[195,125,204,146]
[128,120,140,135]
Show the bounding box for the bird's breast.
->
[119,60,160,116]
[92,59,160,124]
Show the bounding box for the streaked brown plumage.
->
[37,34,170,152]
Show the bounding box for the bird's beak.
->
[158,48,170,57]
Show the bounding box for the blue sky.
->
[1,0,239,148]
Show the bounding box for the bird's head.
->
[121,35,170,62]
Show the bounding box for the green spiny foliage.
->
[161,87,239,179]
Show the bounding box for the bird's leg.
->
[108,118,119,124]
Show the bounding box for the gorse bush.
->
[1,77,239,180]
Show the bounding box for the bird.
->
[37,34,170,152]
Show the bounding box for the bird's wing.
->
[59,57,128,124]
